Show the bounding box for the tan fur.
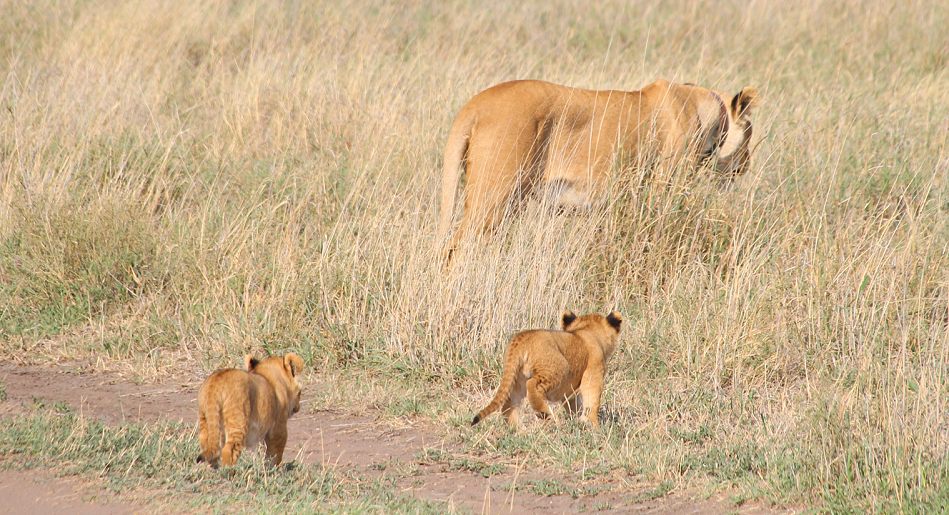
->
[472,310,623,428]
[196,353,305,467]
[437,79,759,260]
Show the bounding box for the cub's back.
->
[199,368,252,402]
[513,329,582,357]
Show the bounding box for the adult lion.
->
[437,79,759,260]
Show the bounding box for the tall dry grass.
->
[1,0,946,509]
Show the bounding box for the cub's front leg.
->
[265,423,288,466]
[577,369,605,428]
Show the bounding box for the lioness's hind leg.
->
[456,124,541,246]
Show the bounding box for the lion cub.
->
[472,310,622,428]
[196,353,304,467]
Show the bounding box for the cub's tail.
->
[471,349,522,425]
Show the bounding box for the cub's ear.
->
[561,310,578,329]
[731,87,759,118]
[244,354,260,371]
[606,311,623,331]
[284,353,305,377]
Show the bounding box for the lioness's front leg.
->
[265,424,288,466]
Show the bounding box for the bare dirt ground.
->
[0,469,136,515]
[0,363,782,514]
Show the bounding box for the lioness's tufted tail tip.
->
[471,414,482,426]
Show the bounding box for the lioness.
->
[437,79,759,259]
[196,353,305,467]
[472,310,622,428]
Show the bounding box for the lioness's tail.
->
[437,108,475,250]
[471,348,522,425]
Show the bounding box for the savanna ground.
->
[0,0,947,512]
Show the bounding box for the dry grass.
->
[1,0,947,510]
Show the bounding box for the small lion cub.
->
[472,310,622,428]
[196,353,305,467]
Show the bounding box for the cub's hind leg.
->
[196,409,221,467]
[526,376,558,420]
[502,379,527,427]
[220,396,250,466]
[526,357,568,421]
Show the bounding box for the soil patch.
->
[0,468,138,515]
[0,364,780,514]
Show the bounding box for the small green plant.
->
[633,481,674,502]
[417,448,506,478]
[514,479,603,499]
[526,478,572,496]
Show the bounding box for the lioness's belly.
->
[539,139,614,210]
[542,178,593,209]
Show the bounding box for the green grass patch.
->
[501,478,604,499]
[0,198,161,340]
[417,448,505,478]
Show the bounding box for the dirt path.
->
[0,469,137,515]
[0,364,777,514]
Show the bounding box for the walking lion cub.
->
[472,310,622,428]
[196,353,305,467]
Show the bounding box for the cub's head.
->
[561,310,623,352]
[713,87,759,176]
[246,352,305,416]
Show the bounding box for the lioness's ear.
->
[731,87,759,118]
[606,311,623,331]
[244,354,260,371]
[284,353,304,377]
[561,310,577,329]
